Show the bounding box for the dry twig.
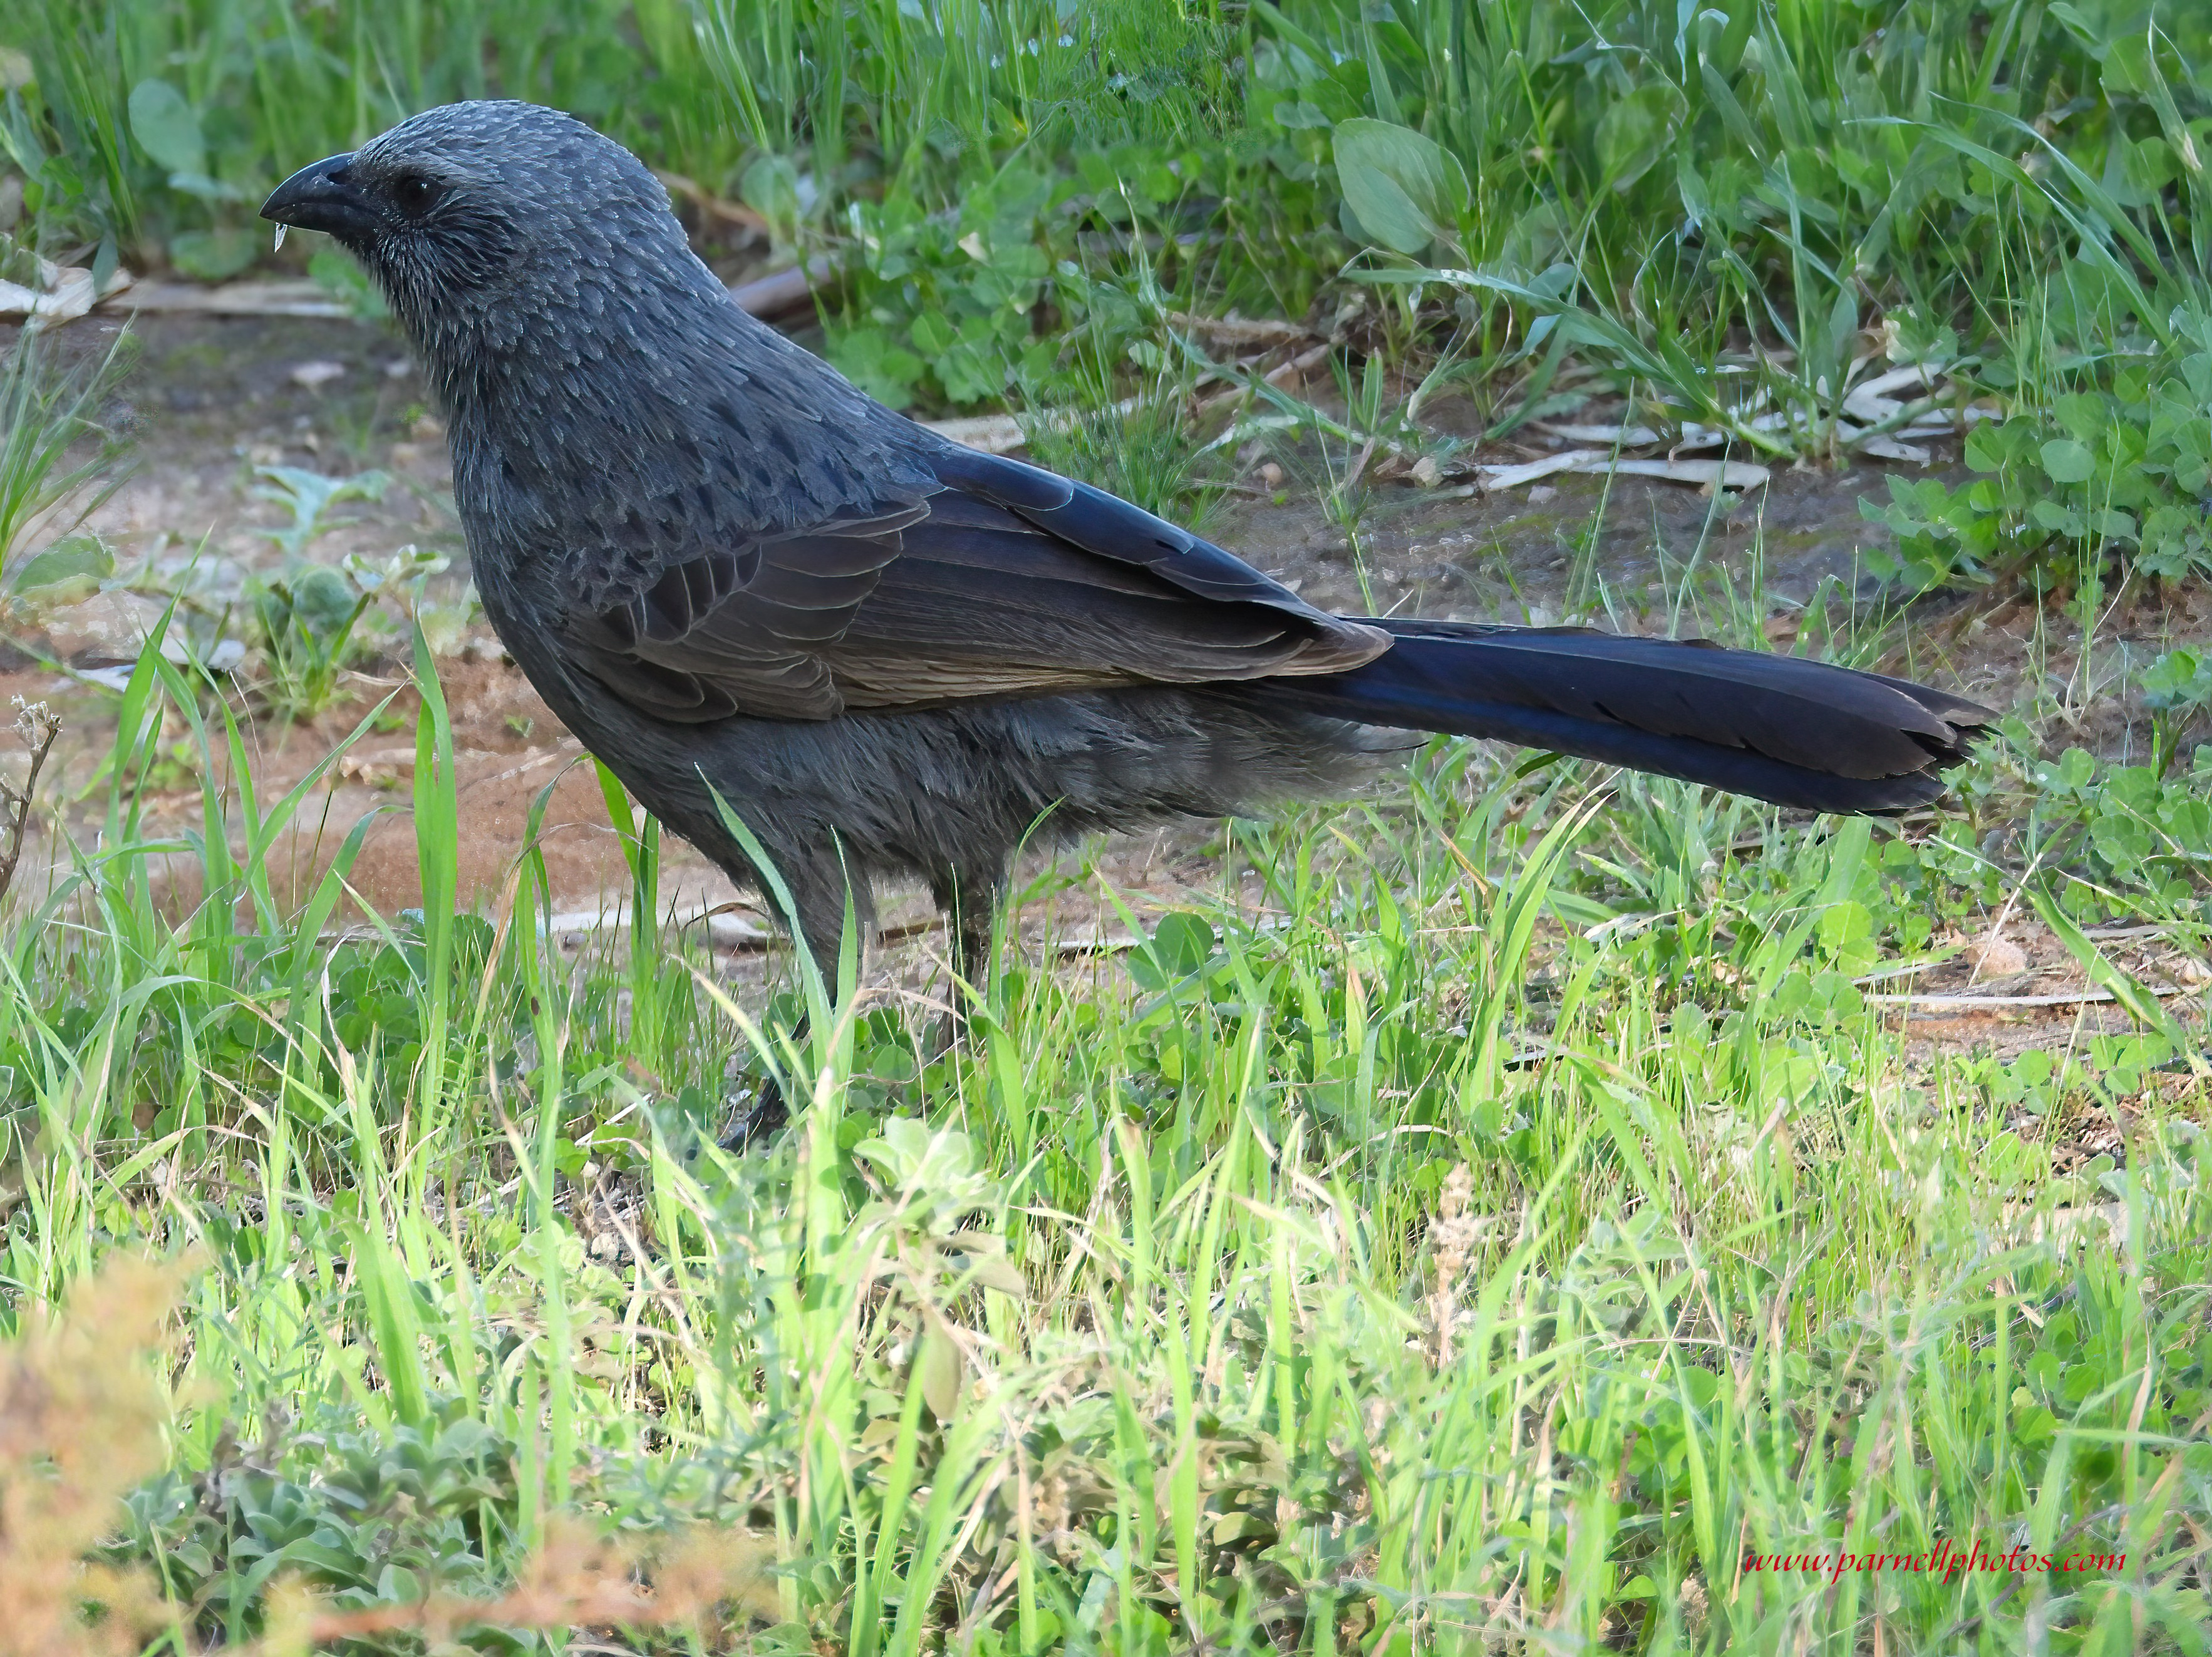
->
[1164,310,1313,346]
[0,699,58,907]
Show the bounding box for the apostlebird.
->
[263,101,1990,998]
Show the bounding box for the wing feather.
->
[557,461,1387,723]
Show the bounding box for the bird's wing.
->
[559,443,1388,723]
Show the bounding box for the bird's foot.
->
[924,1011,960,1062]
[926,984,993,1060]
[717,1075,790,1152]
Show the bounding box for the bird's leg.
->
[928,865,1003,1056]
[718,1073,790,1151]
[719,867,869,1152]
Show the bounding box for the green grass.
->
[0,326,127,577]
[0,2,2210,1651]
[5,0,2211,592]
[0,590,2191,1651]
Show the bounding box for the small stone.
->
[289,359,346,390]
[1259,462,1284,488]
[1972,928,2028,977]
[1409,455,1441,487]
[1528,485,1558,503]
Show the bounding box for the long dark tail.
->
[1272,618,1994,813]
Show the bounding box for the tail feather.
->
[1273,619,1993,813]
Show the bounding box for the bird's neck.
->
[410,268,718,435]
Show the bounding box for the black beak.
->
[261,153,377,239]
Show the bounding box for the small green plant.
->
[0,328,128,579]
[247,465,390,558]
[0,528,110,622]
[1868,356,2212,597]
[240,543,444,718]
[122,1401,523,1628]
[2141,645,2212,771]
[242,562,371,717]
[123,76,254,278]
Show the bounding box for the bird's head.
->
[261,101,710,390]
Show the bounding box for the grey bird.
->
[263,101,1990,1018]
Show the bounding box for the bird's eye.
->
[392,174,443,215]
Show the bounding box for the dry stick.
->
[653,168,771,232]
[0,702,59,906]
[106,257,832,324]
[1866,986,2191,1011]
[726,254,837,319]
[1163,309,1313,346]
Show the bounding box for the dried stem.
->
[0,698,59,907]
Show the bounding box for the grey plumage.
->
[262,100,1992,982]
